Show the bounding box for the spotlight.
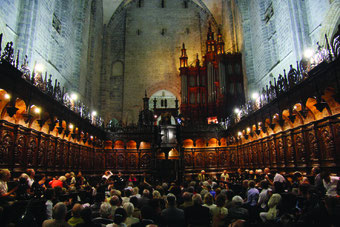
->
[154,115,158,119]
[70,93,78,101]
[234,108,240,114]
[238,131,242,137]
[251,92,259,100]
[91,111,97,116]
[34,63,44,73]
[34,107,41,114]
[303,48,314,59]
[69,124,74,129]
[4,94,10,100]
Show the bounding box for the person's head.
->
[192,194,203,205]
[182,192,192,202]
[237,168,242,174]
[264,168,270,174]
[71,203,83,218]
[100,202,112,218]
[118,172,122,177]
[45,188,55,200]
[248,180,256,188]
[110,195,121,207]
[123,202,134,217]
[26,169,35,177]
[143,189,150,198]
[152,190,161,199]
[311,166,320,175]
[0,169,11,181]
[226,190,234,201]
[53,202,67,221]
[201,170,205,175]
[260,180,269,189]
[215,194,226,207]
[242,180,248,188]
[80,207,92,223]
[132,187,139,195]
[166,193,176,207]
[130,196,139,208]
[203,193,213,205]
[232,196,243,207]
[114,207,127,225]
[58,176,66,182]
[223,170,227,174]
[65,173,71,179]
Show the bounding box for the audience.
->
[0,168,339,227]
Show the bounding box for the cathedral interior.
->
[0,0,340,181]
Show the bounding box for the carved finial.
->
[145,90,147,97]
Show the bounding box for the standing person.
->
[311,166,325,194]
[321,171,340,197]
[220,170,229,182]
[246,180,259,222]
[198,170,207,181]
[184,194,211,227]
[115,172,125,191]
[211,194,228,227]
[161,193,185,227]
[26,168,35,188]
[258,180,270,211]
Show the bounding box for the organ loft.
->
[0,0,339,182]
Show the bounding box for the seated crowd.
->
[0,167,339,227]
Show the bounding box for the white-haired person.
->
[42,202,71,227]
[0,169,17,199]
[123,202,139,226]
[228,195,249,222]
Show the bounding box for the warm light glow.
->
[70,93,78,101]
[154,115,158,119]
[251,92,259,100]
[34,63,44,73]
[247,127,251,132]
[238,131,242,137]
[258,122,262,125]
[303,48,314,59]
[90,135,93,140]
[91,111,97,116]
[34,107,41,114]
[69,124,74,129]
[234,108,240,114]
[4,93,10,100]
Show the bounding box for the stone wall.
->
[101,0,217,123]
[238,0,339,96]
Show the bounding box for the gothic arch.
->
[319,0,340,46]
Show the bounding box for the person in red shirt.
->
[49,176,66,188]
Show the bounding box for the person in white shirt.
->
[220,170,230,182]
[273,172,285,183]
[321,171,339,197]
[26,168,35,188]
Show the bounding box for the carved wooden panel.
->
[293,129,307,167]
[128,152,138,169]
[275,135,285,168]
[318,122,336,167]
[283,131,295,167]
[184,151,193,167]
[117,152,125,169]
[140,153,151,169]
[268,136,277,168]
[206,150,217,167]
[195,152,205,168]
[0,129,14,166]
[332,121,340,165]
[304,124,320,166]
[256,141,263,168]
[262,139,270,166]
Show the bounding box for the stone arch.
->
[319,1,340,46]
